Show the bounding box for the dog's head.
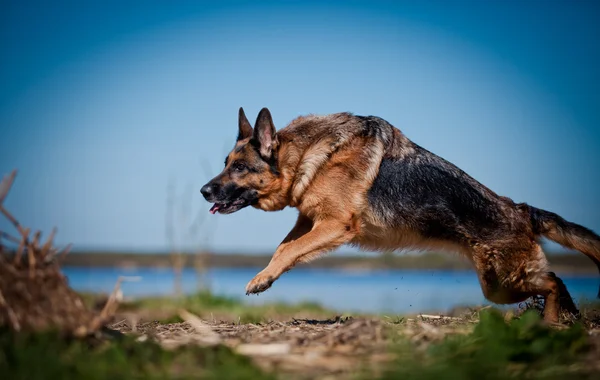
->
[201,107,280,214]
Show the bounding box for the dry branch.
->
[14,227,29,264]
[40,227,56,259]
[89,275,142,332]
[236,343,291,356]
[0,170,17,205]
[0,231,20,244]
[0,205,27,240]
[58,243,72,262]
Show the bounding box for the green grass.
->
[375,309,594,380]
[0,327,274,380]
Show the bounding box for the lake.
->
[62,266,598,315]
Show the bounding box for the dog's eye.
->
[232,162,247,172]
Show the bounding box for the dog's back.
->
[364,136,531,251]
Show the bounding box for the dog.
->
[201,107,600,323]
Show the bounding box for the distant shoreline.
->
[56,251,598,275]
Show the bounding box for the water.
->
[62,266,599,315]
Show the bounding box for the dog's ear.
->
[237,107,253,141]
[253,107,277,159]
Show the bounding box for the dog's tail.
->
[529,206,600,298]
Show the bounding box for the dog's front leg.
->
[245,215,354,295]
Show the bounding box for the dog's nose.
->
[200,183,218,199]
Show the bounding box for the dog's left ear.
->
[237,107,253,141]
[253,107,277,159]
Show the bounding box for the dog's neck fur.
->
[254,129,305,212]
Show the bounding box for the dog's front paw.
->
[245,271,276,295]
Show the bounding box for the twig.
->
[40,227,57,259]
[418,314,461,320]
[31,230,41,251]
[235,343,291,356]
[0,231,21,244]
[100,277,124,319]
[88,276,141,332]
[0,169,17,206]
[28,231,41,277]
[0,170,31,252]
[88,281,122,332]
[13,227,29,265]
[58,243,72,262]
[27,244,36,277]
[0,205,28,240]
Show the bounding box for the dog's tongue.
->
[209,204,221,214]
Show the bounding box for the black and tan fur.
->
[201,107,600,323]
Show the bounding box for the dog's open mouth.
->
[209,199,247,215]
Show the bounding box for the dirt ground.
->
[108,307,600,380]
[112,316,392,378]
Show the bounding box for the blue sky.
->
[0,0,599,254]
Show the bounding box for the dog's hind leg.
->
[471,243,574,323]
[245,214,356,295]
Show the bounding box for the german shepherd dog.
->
[201,107,600,323]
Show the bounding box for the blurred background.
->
[1,0,599,314]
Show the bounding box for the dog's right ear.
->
[237,107,253,141]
